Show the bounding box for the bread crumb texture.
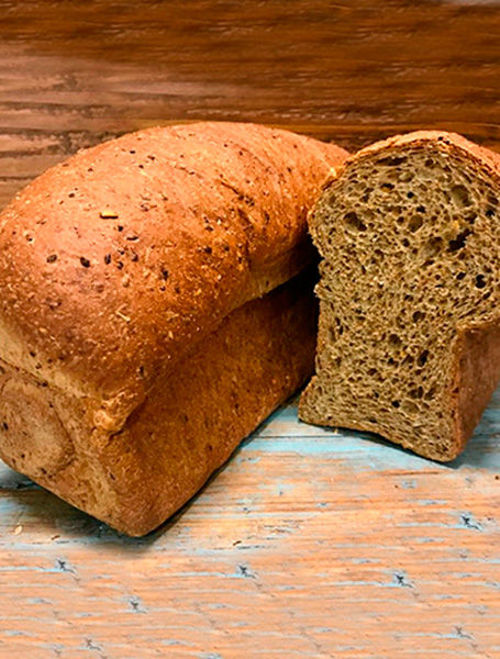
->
[300,131,499,462]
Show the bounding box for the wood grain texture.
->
[0,1,499,656]
[0,0,499,211]
[0,394,499,657]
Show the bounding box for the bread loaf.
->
[0,122,347,535]
[299,131,499,462]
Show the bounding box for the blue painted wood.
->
[0,386,498,656]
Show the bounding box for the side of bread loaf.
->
[0,270,317,535]
[299,131,499,461]
[0,122,347,534]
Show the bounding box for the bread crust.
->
[452,319,500,458]
[0,122,346,429]
[0,271,317,535]
[326,131,500,186]
[0,123,347,533]
[300,130,499,461]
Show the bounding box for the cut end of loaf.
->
[299,131,499,462]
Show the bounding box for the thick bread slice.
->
[299,131,499,462]
[0,122,347,534]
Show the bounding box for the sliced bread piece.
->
[299,131,499,461]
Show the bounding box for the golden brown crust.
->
[453,320,500,458]
[0,271,317,535]
[330,130,500,185]
[0,123,347,533]
[0,122,346,428]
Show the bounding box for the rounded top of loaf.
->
[0,122,347,428]
[328,130,500,186]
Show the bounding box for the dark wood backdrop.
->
[0,0,499,211]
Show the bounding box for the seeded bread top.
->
[0,122,347,429]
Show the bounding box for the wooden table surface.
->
[0,2,499,657]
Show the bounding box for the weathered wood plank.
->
[0,389,498,657]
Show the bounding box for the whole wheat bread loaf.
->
[0,122,347,535]
[299,131,499,462]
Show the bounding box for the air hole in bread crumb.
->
[448,229,471,252]
[80,257,91,268]
[425,387,436,400]
[377,156,407,166]
[46,254,58,263]
[412,311,424,322]
[475,274,486,288]
[417,350,429,367]
[389,333,401,346]
[391,400,400,408]
[424,237,443,258]
[344,212,367,232]
[413,386,424,399]
[409,216,423,232]
[451,184,471,206]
